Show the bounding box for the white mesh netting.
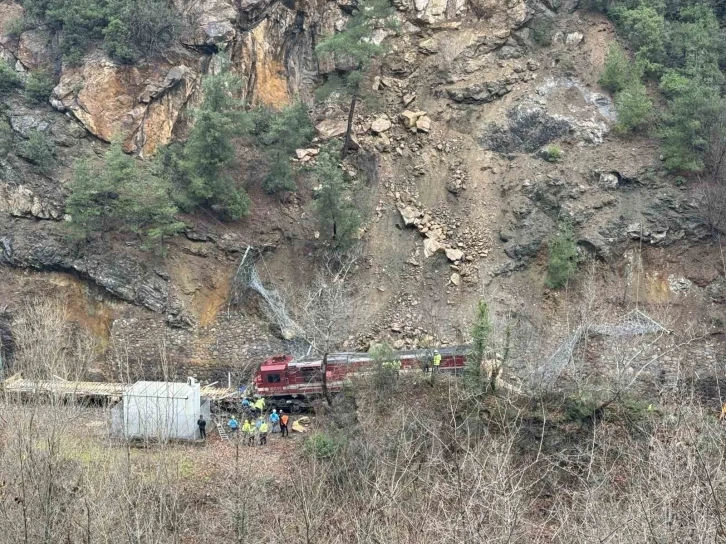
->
[230,248,302,341]
[532,309,670,387]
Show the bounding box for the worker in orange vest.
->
[280,411,290,437]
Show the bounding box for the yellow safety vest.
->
[242,422,252,433]
[433,354,442,366]
[259,422,269,433]
[254,398,265,410]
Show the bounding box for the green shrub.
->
[543,144,563,162]
[531,16,556,46]
[465,299,492,392]
[546,218,579,289]
[658,69,690,97]
[20,0,180,65]
[262,159,296,194]
[614,82,652,133]
[45,0,108,65]
[0,120,14,158]
[103,0,181,64]
[0,60,22,95]
[16,130,55,174]
[599,43,638,93]
[304,433,344,460]
[5,17,33,38]
[613,4,666,71]
[24,71,55,102]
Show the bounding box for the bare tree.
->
[10,297,96,381]
[296,252,360,406]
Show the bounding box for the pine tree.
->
[545,218,579,289]
[311,143,361,249]
[315,0,395,158]
[66,142,185,249]
[178,56,252,220]
[256,102,314,194]
[466,299,492,390]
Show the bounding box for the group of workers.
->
[225,404,290,446]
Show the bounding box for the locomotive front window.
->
[266,373,281,383]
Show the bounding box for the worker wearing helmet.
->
[259,420,269,445]
[270,408,280,433]
[432,350,442,373]
[242,419,254,446]
[254,397,266,415]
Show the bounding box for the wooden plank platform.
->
[1,374,237,401]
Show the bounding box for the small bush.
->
[614,82,652,133]
[543,144,563,162]
[24,71,55,103]
[0,120,14,158]
[531,16,556,46]
[545,218,579,289]
[103,0,181,64]
[5,17,33,38]
[304,433,344,460]
[0,60,22,95]
[658,69,690,98]
[16,130,55,174]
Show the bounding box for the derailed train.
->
[252,346,470,411]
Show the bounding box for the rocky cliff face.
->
[0,0,723,386]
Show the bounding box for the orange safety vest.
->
[281,415,289,425]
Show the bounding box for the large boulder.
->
[16,29,53,70]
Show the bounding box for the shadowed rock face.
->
[0,228,180,317]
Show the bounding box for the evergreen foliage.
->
[545,218,579,289]
[315,0,395,156]
[0,120,14,158]
[18,0,180,65]
[0,60,22,95]
[614,82,653,132]
[251,102,315,194]
[599,43,639,92]
[531,16,556,46]
[66,141,184,248]
[311,143,361,249]
[172,59,252,220]
[16,130,55,174]
[465,300,492,391]
[661,84,725,172]
[103,0,180,64]
[598,0,726,174]
[24,71,55,103]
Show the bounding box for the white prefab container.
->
[122,378,202,441]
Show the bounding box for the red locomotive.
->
[252,346,469,411]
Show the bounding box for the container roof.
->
[125,381,195,399]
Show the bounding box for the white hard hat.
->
[273,408,277,413]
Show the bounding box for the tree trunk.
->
[341,95,358,159]
[321,352,333,406]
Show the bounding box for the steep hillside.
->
[0,0,722,396]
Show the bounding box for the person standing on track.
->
[280,411,289,437]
